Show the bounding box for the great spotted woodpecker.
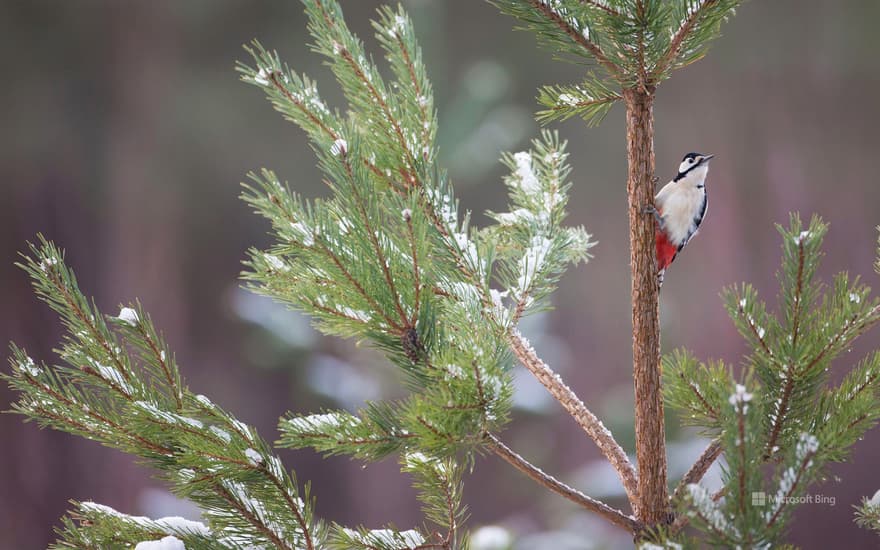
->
[645,152,713,285]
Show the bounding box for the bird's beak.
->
[701,154,715,163]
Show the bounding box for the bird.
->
[645,152,713,286]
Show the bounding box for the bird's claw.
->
[643,204,663,225]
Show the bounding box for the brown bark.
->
[486,434,641,533]
[623,87,669,528]
[508,330,639,509]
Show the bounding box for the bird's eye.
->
[687,158,694,164]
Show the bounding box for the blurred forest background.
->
[2,1,880,548]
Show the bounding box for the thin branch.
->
[338,46,419,184]
[486,433,641,533]
[635,0,649,91]
[507,329,639,509]
[790,240,807,352]
[26,373,168,456]
[845,368,880,403]
[765,449,817,528]
[681,370,718,420]
[137,323,182,409]
[579,0,622,17]
[801,304,880,377]
[736,407,746,518]
[439,467,456,549]
[672,438,722,503]
[764,243,808,459]
[670,486,727,536]
[393,32,431,160]
[268,72,339,142]
[549,94,622,113]
[314,236,404,332]
[737,300,774,358]
[527,0,623,80]
[46,269,132,382]
[213,484,297,550]
[339,150,409,326]
[651,0,719,79]
[404,212,421,325]
[765,369,794,460]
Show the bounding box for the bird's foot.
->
[643,204,663,225]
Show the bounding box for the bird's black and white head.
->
[674,152,714,183]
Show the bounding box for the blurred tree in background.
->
[2,1,880,549]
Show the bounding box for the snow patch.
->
[516,236,554,295]
[343,528,425,548]
[687,483,736,536]
[794,230,813,244]
[728,383,753,408]
[330,138,347,156]
[40,257,58,271]
[263,254,287,271]
[558,93,580,106]
[19,356,40,377]
[118,307,140,326]
[254,67,270,86]
[289,222,315,247]
[387,14,408,36]
[513,152,540,194]
[95,363,134,396]
[134,536,185,550]
[286,412,355,433]
[245,448,263,466]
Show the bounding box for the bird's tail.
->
[658,268,665,288]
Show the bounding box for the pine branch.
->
[536,79,621,126]
[527,0,623,79]
[6,239,324,549]
[329,525,435,550]
[507,329,639,509]
[486,434,641,532]
[855,491,880,536]
[401,452,467,549]
[672,438,722,504]
[651,0,742,81]
[51,501,218,550]
[764,434,820,530]
[579,0,622,18]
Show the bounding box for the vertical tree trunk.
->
[623,86,668,529]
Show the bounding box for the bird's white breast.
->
[655,178,706,246]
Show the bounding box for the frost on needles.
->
[5,1,591,548]
[665,215,880,546]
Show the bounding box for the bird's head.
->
[675,152,714,182]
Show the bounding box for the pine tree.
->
[6,1,880,548]
[489,0,746,534]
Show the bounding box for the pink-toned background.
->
[2,1,879,548]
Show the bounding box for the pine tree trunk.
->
[623,86,668,530]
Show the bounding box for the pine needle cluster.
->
[6,1,591,548]
[663,215,880,546]
[489,0,741,124]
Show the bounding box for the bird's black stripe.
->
[695,192,708,227]
[676,192,708,253]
